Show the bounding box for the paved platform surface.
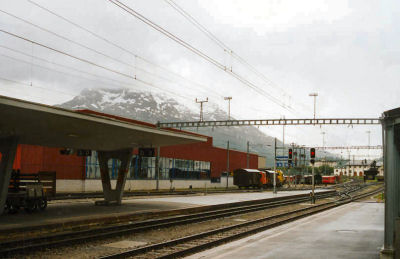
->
[0,190,326,231]
[186,201,384,259]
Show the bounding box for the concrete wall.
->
[56,177,235,193]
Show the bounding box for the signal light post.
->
[310,148,316,204]
[273,138,277,194]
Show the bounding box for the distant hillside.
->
[60,88,283,166]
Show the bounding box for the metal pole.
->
[322,131,326,175]
[309,93,318,124]
[366,130,371,159]
[246,141,250,168]
[224,97,232,120]
[226,140,230,189]
[273,137,277,194]
[314,96,316,120]
[156,146,160,190]
[312,165,315,204]
[282,118,285,157]
[228,99,231,120]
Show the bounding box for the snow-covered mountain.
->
[60,88,281,166]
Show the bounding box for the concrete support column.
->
[381,108,400,259]
[0,137,18,214]
[95,148,132,205]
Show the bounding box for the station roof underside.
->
[0,95,207,151]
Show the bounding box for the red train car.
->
[322,175,337,184]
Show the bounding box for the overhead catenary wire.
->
[17,0,298,119]
[107,0,294,113]
[0,29,195,101]
[0,51,141,93]
[0,44,261,121]
[26,0,224,100]
[0,8,220,100]
[0,76,76,98]
[164,0,310,112]
[25,0,292,116]
[0,44,143,89]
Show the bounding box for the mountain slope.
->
[60,88,282,166]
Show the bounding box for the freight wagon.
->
[233,169,265,189]
[322,175,340,184]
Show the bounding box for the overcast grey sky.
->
[1,0,398,158]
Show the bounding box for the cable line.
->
[164,0,309,112]
[25,0,224,99]
[107,0,294,113]
[0,51,139,92]
[0,8,218,99]
[0,76,76,98]
[0,29,192,100]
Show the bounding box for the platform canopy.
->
[0,95,207,151]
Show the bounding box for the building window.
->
[85,153,211,180]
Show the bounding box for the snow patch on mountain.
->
[60,88,279,166]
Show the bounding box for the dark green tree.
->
[316,165,334,175]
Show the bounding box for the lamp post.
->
[224,97,232,120]
[366,130,371,159]
[226,140,230,189]
[273,138,277,194]
[322,131,326,174]
[309,93,318,121]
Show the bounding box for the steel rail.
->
[99,186,382,259]
[0,191,336,256]
[50,186,333,201]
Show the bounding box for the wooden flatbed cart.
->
[4,170,56,214]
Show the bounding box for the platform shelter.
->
[0,95,206,214]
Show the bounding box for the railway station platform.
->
[187,200,384,259]
[0,189,328,234]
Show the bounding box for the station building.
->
[333,160,383,177]
[11,113,259,192]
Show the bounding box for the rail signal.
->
[310,148,316,165]
[288,148,293,166]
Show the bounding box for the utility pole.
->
[246,141,250,168]
[310,147,316,204]
[195,97,208,122]
[273,137,277,194]
[312,164,315,204]
[282,115,285,157]
[366,130,371,159]
[224,97,232,120]
[322,132,325,171]
[309,93,318,122]
[226,140,230,189]
[156,146,160,191]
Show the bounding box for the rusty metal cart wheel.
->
[38,198,47,211]
[24,200,36,213]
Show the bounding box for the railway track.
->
[0,183,373,257]
[99,186,383,259]
[0,190,340,257]
[51,185,336,201]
